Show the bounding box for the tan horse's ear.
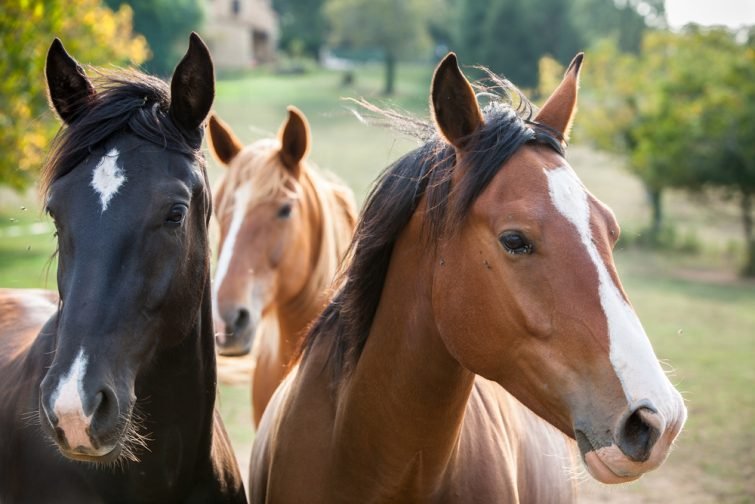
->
[207,113,243,166]
[534,53,583,143]
[431,53,483,149]
[278,106,310,177]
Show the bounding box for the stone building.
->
[203,0,279,69]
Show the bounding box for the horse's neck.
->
[135,282,217,466]
[277,169,350,354]
[332,216,476,495]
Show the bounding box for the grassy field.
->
[0,63,753,502]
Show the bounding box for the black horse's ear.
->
[430,53,483,149]
[278,106,310,177]
[46,38,95,124]
[169,32,215,133]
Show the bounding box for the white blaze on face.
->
[214,184,252,304]
[51,348,94,449]
[91,148,126,212]
[545,165,682,424]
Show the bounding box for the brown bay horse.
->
[208,109,356,425]
[249,53,687,502]
[0,35,246,502]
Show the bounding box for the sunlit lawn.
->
[0,63,752,501]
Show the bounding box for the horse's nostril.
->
[93,391,104,413]
[617,406,662,462]
[233,308,250,333]
[89,387,119,438]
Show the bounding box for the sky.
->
[665,0,755,28]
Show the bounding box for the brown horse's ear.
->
[430,53,483,149]
[46,38,95,124]
[534,53,583,143]
[169,33,215,134]
[207,113,243,166]
[278,106,310,177]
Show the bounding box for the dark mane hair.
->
[302,80,565,380]
[40,68,204,200]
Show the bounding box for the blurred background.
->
[1,0,753,501]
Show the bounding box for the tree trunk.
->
[741,191,755,277]
[383,49,396,96]
[647,186,663,245]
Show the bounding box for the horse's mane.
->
[214,139,298,221]
[40,68,204,201]
[214,138,352,225]
[301,74,565,380]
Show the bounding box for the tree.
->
[568,0,665,54]
[0,0,148,190]
[659,27,755,275]
[455,0,580,89]
[455,0,663,90]
[324,0,438,95]
[570,37,668,240]
[104,0,203,76]
[560,28,755,275]
[273,0,327,59]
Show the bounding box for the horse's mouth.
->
[59,442,121,464]
[215,330,253,356]
[574,430,645,485]
[575,430,642,484]
[44,406,150,466]
[582,449,642,484]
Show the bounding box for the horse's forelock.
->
[40,68,204,203]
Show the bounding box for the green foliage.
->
[618,223,701,254]
[569,0,664,54]
[571,27,755,275]
[324,0,440,94]
[454,0,661,89]
[105,0,203,76]
[0,0,148,191]
[273,0,327,59]
[456,0,581,88]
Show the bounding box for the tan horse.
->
[249,53,687,502]
[208,108,356,425]
[0,289,58,366]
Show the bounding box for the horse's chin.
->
[583,450,643,484]
[216,342,252,357]
[58,443,121,464]
[215,331,253,356]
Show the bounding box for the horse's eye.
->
[277,203,292,219]
[166,203,188,225]
[499,231,533,255]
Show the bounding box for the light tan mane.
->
[215,139,298,219]
[295,165,357,320]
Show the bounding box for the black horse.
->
[0,34,246,502]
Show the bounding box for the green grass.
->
[0,64,753,501]
[209,63,430,200]
[601,250,755,501]
[0,205,57,289]
[217,384,254,458]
